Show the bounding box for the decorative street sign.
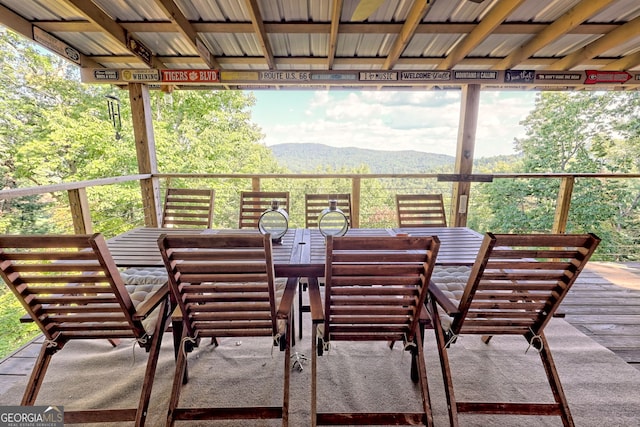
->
[584,70,632,84]
[33,27,81,64]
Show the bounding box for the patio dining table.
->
[106,226,484,274]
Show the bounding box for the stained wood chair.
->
[298,193,352,338]
[304,193,352,229]
[396,194,447,228]
[239,191,290,229]
[309,235,440,426]
[158,232,297,426]
[0,233,171,426]
[161,187,215,228]
[428,232,600,427]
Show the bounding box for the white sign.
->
[359,72,398,81]
[33,27,81,64]
[260,71,311,81]
[401,71,450,81]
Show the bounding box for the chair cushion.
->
[120,268,169,334]
[430,266,471,332]
[120,267,169,286]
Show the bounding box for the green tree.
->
[480,92,639,260]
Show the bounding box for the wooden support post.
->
[552,176,574,234]
[451,84,480,227]
[351,177,361,228]
[129,83,160,227]
[68,188,92,234]
[252,177,261,191]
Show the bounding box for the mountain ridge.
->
[269,143,455,173]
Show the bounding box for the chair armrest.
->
[133,283,170,321]
[277,277,299,319]
[307,277,324,324]
[428,280,460,316]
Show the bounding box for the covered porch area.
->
[1,262,639,426]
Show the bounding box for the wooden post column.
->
[451,84,480,227]
[552,176,574,233]
[68,188,92,234]
[129,83,161,227]
[351,177,361,228]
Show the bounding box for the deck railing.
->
[1,172,639,261]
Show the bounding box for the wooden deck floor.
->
[0,262,639,398]
[561,262,640,371]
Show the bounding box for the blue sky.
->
[250,90,538,158]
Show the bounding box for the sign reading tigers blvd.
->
[161,69,219,83]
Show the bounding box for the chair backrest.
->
[158,233,280,339]
[0,234,148,347]
[322,235,440,343]
[161,187,215,228]
[450,232,600,337]
[239,191,290,229]
[396,194,447,227]
[305,193,352,229]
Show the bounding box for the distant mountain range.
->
[269,143,455,173]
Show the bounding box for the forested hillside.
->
[270,143,454,173]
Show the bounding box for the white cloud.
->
[252,90,537,158]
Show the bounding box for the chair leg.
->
[414,326,434,427]
[430,297,458,427]
[311,323,318,427]
[538,332,575,427]
[167,327,190,427]
[22,343,56,405]
[298,281,304,340]
[135,299,170,427]
[282,315,293,427]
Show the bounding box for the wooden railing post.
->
[552,176,574,233]
[68,188,93,234]
[351,177,361,228]
[251,177,261,191]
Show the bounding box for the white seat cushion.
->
[120,268,169,334]
[430,266,471,332]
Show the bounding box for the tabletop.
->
[107,226,484,275]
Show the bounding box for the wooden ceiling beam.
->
[244,0,275,70]
[382,0,434,70]
[32,19,622,36]
[548,15,640,71]
[0,3,100,67]
[327,0,343,69]
[436,0,526,70]
[63,0,165,69]
[153,0,219,69]
[492,0,617,70]
[602,51,640,71]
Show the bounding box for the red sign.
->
[161,69,219,83]
[584,70,632,84]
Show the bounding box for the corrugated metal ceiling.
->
[1,0,639,89]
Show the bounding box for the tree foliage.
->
[476,91,640,260]
[0,28,283,357]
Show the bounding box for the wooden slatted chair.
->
[239,191,290,229]
[298,193,352,338]
[161,187,215,228]
[0,234,171,426]
[396,194,447,228]
[305,193,352,229]
[428,232,600,427]
[158,232,297,426]
[309,235,440,426]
